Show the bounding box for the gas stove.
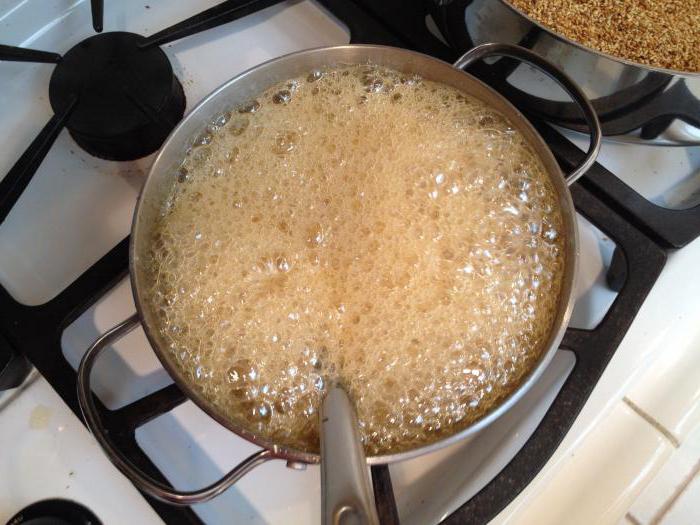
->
[1,1,700,524]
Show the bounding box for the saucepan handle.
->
[77,314,275,506]
[453,43,601,186]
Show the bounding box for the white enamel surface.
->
[624,253,700,442]
[493,402,673,525]
[61,278,170,410]
[0,375,163,524]
[2,1,700,524]
[628,423,700,524]
[656,470,700,525]
[494,234,700,525]
[569,214,618,330]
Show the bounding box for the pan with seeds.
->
[433,0,700,145]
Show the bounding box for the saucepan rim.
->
[128,44,579,465]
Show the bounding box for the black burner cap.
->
[6,499,101,525]
[49,31,185,161]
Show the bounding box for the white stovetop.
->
[1,1,699,524]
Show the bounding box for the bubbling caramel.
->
[142,65,565,455]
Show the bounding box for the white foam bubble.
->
[142,65,565,455]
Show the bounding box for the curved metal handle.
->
[453,43,602,186]
[77,314,274,506]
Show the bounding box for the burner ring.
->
[5,498,101,525]
[49,32,185,161]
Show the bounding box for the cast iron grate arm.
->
[91,0,104,33]
[0,44,61,63]
[138,0,282,49]
[0,96,77,224]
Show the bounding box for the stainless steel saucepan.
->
[432,0,700,145]
[76,43,600,509]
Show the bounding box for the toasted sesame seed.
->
[509,0,700,72]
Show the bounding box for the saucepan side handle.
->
[453,43,602,186]
[77,314,275,506]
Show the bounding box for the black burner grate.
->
[0,1,696,524]
[48,31,187,161]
